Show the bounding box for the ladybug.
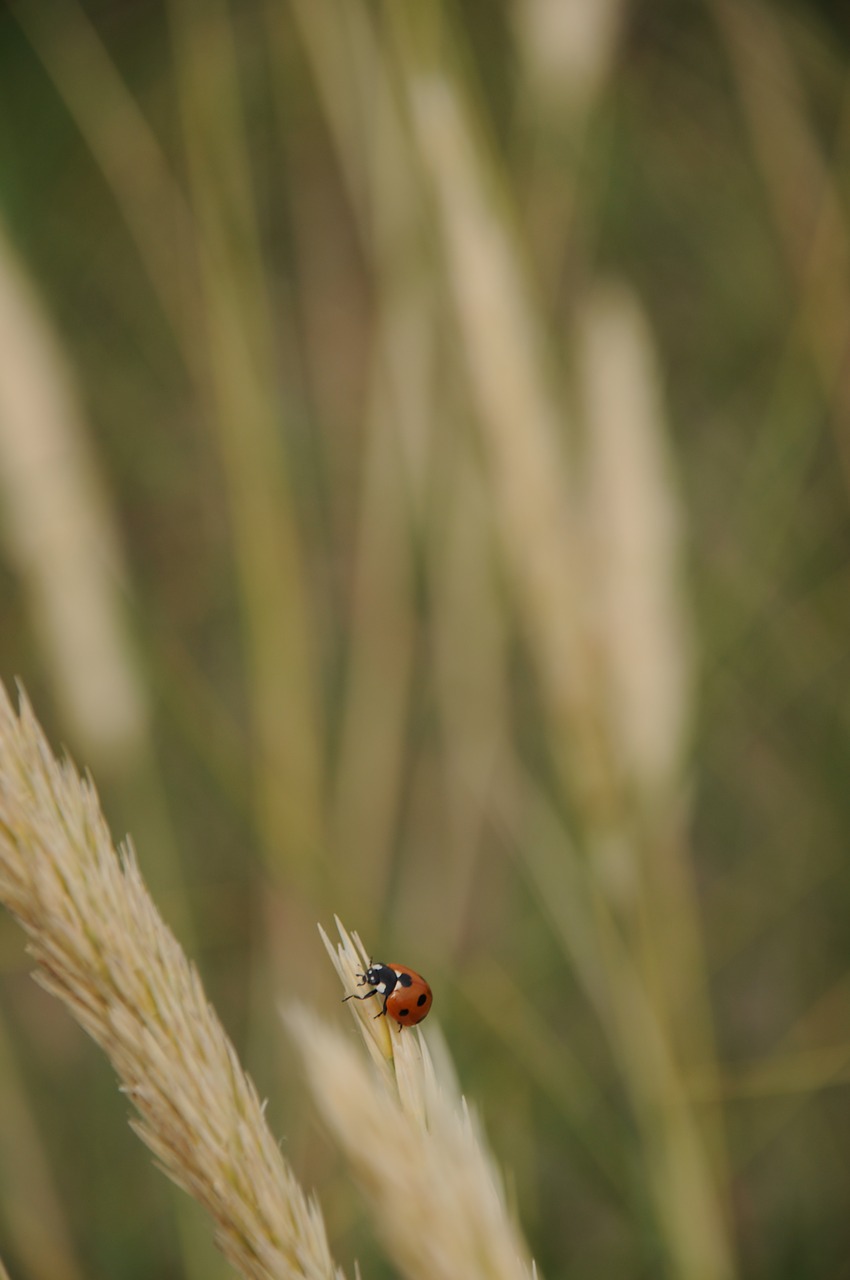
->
[343,963,433,1028]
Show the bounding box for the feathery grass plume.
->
[292,919,537,1280]
[515,0,625,116]
[0,683,346,1280]
[578,281,693,800]
[0,220,147,769]
[404,72,607,811]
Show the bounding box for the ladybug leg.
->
[373,993,390,1020]
[342,989,378,1004]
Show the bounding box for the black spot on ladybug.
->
[417,992,428,1006]
[397,972,413,987]
[398,1007,410,1017]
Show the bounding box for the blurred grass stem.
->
[169,0,324,881]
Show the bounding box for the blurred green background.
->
[1,1,850,1277]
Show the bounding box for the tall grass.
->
[0,687,536,1279]
[0,0,849,1276]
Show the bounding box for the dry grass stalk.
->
[0,683,345,1280]
[291,919,537,1280]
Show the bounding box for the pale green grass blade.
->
[0,1013,85,1280]
[168,0,324,879]
[12,0,200,370]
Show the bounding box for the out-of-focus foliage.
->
[0,1,849,1277]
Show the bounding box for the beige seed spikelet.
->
[290,919,537,1280]
[318,918,394,1079]
[0,683,345,1280]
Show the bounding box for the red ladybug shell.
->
[343,961,433,1028]
[384,963,433,1027]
